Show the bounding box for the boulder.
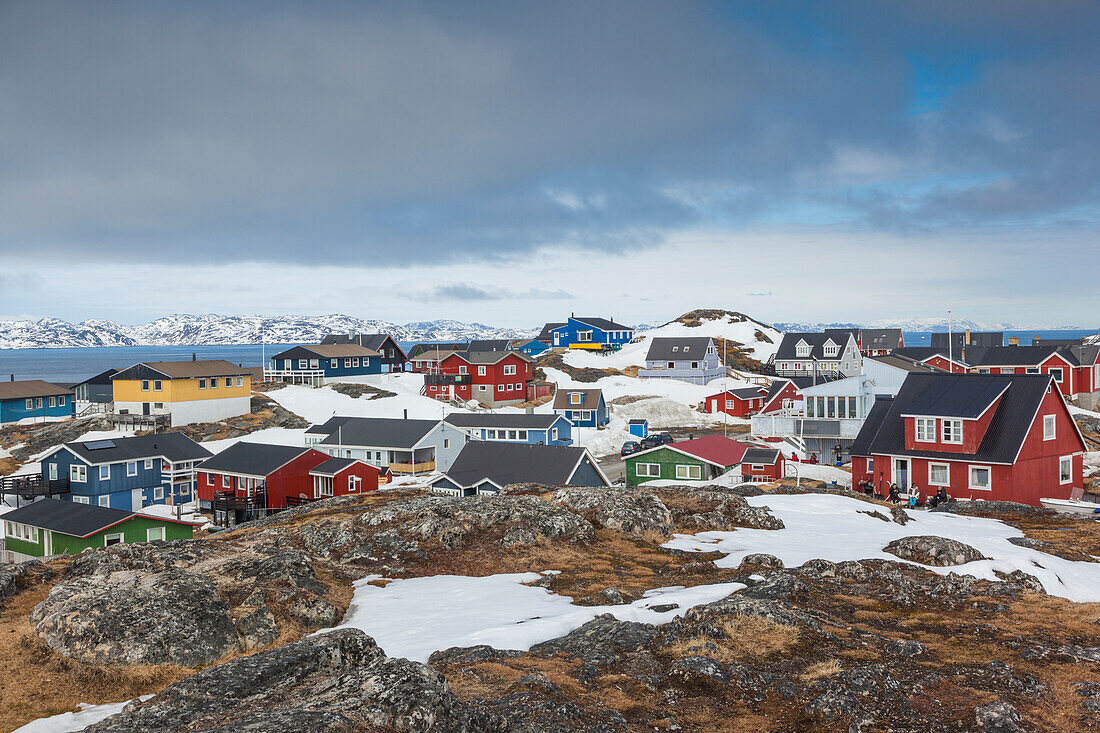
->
[530,615,660,666]
[236,604,280,649]
[974,701,1027,732]
[552,487,674,538]
[83,629,493,733]
[31,568,239,666]
[667,655,730,685]
[287,595,339,629]
[741,553,784,569]
[0,560,52,605]
[883,535,987,566]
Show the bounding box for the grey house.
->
[305,416,467,474]
[773,331,862,379]
[429,442,610,496]
[638,337,725,384]
[71,369,118,407]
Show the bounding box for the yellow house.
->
[111,360,252,426]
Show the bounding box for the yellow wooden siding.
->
[114,375,251,403]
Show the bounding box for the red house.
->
[738,445,786,482]
[196,443,379,520]
[705,386,769,418]
[966,345,1100,408]
[894,348,971,374]
[850,373,1086,506]
[759,378,801,414]
[424,351,534,408]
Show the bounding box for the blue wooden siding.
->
[0,395,74,424]
[41,447,193,510]
[470,417,573,446]
[273,356,390,377]
[557,396,608,428]
[569,456,608,487]
[549,318,634,348]
[516,339,549,356]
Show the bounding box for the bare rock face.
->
[31,568,239,666]
[551,487,674,538]
[883,535,988,567]
[83,629,494,733]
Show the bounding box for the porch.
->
[263,369,326,387]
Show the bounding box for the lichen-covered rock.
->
[530,615,660,666]
[883,535,987,566]
[667,655,729,685]
[31,568,239,666]
[974,700,1027,732]
[298,519,355,558]
[885,639,926,658]
[83,629,495,733]
[236,604,280,649]
[0,560,52,605]
[741,553,784,569]
[552,487,674,538]
[287,594,339,629]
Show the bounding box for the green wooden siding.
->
[5,515,193,558]
[625,447,731,485]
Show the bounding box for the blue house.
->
[39,433,212,511]
[628,419,649,439]
[268,344,383,386]
[552,388,609,428]
[443,413,573,446]
[320,333,407,373]
[515,339,550,357]
[548,317,634,351]
[0,381,74,425]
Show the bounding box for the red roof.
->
[668,435,749,467]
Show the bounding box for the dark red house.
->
[196,443,379,520]
[424,351,534,408]
[704,386,769,418]
[850,373,1086,506]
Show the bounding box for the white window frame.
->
[126,461,137,477]
[1049,367,1063,383]
[941,419,963,444]
[915,417,936,442]
[104,532,125,546]
[675,464,702,480]
[503,364,517,375]
[1059,456,1073,484]
[98,495,110,508]
[73,495,90,504]
[209,377,218,389]
[198,378,207,390]
[141,380,150,391]
[928,462,950,486]
[570,393,582,405]
[236,376,244,387]
[331,359,339,368]
[25,398,33,410]
[144,459,153,470]
[968,465,992,491]
[458,365,468,375]
[349,475,361,492]
[1043,414,1056,441]
[636,462,660,477]
[146,527,166,542]
[478,366,486,376]
[99,465,110,481]
[153,380,162,391]
[223,475,231,488]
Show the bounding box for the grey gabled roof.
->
[320,333,406,359]
[774,332,856,361]
[271,343,380,360]
[741,447,781,465]
[722,386,769,400]
[969,345,1071,367]
[445,351,532,365]
[467,339,513,352]
[868,354,945,374]
[63,433,212,466]
[436,442,603,489]
[859,329,902,350]
[537,323,565,340]
[1,498,189,538]
[315,417,442,449]
[444,413,562,430]
[570,317,632,331]
[552,388,604,411]
[308,457,359,476]
[930,331,1003,350]
[0,380,73,401]
[853,373,1069,464]
[198,442,309,477]
[644,337,715,362]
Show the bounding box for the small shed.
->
[628,419,649,439]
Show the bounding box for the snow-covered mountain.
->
[771,318,1071,332]
[0,315,536,349]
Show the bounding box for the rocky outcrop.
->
[552,487,674,538]
[883,535,988,566]
[0,560,52,606]
[658,488,784,531]
[530,615,661,666]
[31,568,239,666]
[84,629,495,733]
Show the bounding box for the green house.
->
[625,435,749,486]
[2,498,196,563]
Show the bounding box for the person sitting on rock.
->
[908,484,919,508]
[929,486,950,508]
[888,483,900,503]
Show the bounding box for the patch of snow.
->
[320,573,743,663]
[663,493,1100,603]
[200,427,309,454]
[13,696,153,733]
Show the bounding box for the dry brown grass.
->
[0,457,19,477]
[799,659,842,681]
[661,616,801,665]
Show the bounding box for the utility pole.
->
[947,309,952,372]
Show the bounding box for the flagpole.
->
[947,310,952,371]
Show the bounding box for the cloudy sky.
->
[1,1,1097,328]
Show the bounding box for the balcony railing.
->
[389,460,436,474]
[424,373,471,386]
[0,475,70,498]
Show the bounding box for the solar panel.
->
[84,440,116,450]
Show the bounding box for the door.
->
[132,488,145,511]
[893,458,909,490]
[142,402,151,415]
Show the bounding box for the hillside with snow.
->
[0,314,534,349]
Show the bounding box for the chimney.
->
[192,352,197,361]
[526,406,533,414]
[1008,336,1018,346]
[9,374,13,382]
[964,329,971,345]
[403,409,408,420]
[1034,334,1040,346]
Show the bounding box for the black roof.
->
[852,373,1063,464]
[774,332,857,361]
[868,354,945,374]
[198,442,309,477]
[859,329,902,349]
[722,386,768,400]
[437,442,603,489]
[644,337,714,362]
[741,447,781,465]
[5,498,139,538]
[444,413,562,429]
[467,339,513,352]
[628,418,648,425]
[320,333,406,358]
[930,331,1003,349]
[570,316,632,331]
[72,369,119,388]
[537,323,566,340]
[848,396,893,457]
[315,417,442,449]
[63,433,212,465]
[893,347,958,364]
[308,457,359,476]
[969,345,1063,367]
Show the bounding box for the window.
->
[98,495,110,507]
[570,393,582,405]
[667,362,675,369]
[36,398,43,408]
[348,475,361,492]
[969,465,991,491]
[517,430,527,440]
[73,495,90,504]
[928,463,950,486]
[508,430,518,440]
[153,486,164,500]
[126,461,137,476]
[577,330,592,342]
[867,458,874,471]
[458,365,468,375]
[236,376,244,387]
[105,532,124,546]
[1049,367,1063,383]
[99,465,110,480]
[352,358,359,367]
[1060,456,1073,484]
[25,398,33,410]
[1025,368,1039,374]
[298,359,308,369]
[726,400,735,409]
[223,475,231,488]
[915,418,936,442]
[551,427,558,440]
[636,463,660,477]
[309,359,319,369]
[49,396,57,407]
[153,403,163,409]
[1043,414,1056,440]
[504,364,517,375]
[795,342,811,357]
[675,464,702,480]
[198,378,207,389]
[941,419,963,444]
[146,527,166,542]
[691,361,699,369]
[144,459,153,470]
[153,380,162,391]
[497,384,505,392]
[209,377,218,388]
[141,380,150,391]
[515,383,522,391]
[507,383,514,391]
[443,438,450,449]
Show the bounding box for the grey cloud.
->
[418,284,574,302]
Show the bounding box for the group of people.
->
[884,483,951,508]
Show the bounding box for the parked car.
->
[620,441,641,457]
[640,433,673,449]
